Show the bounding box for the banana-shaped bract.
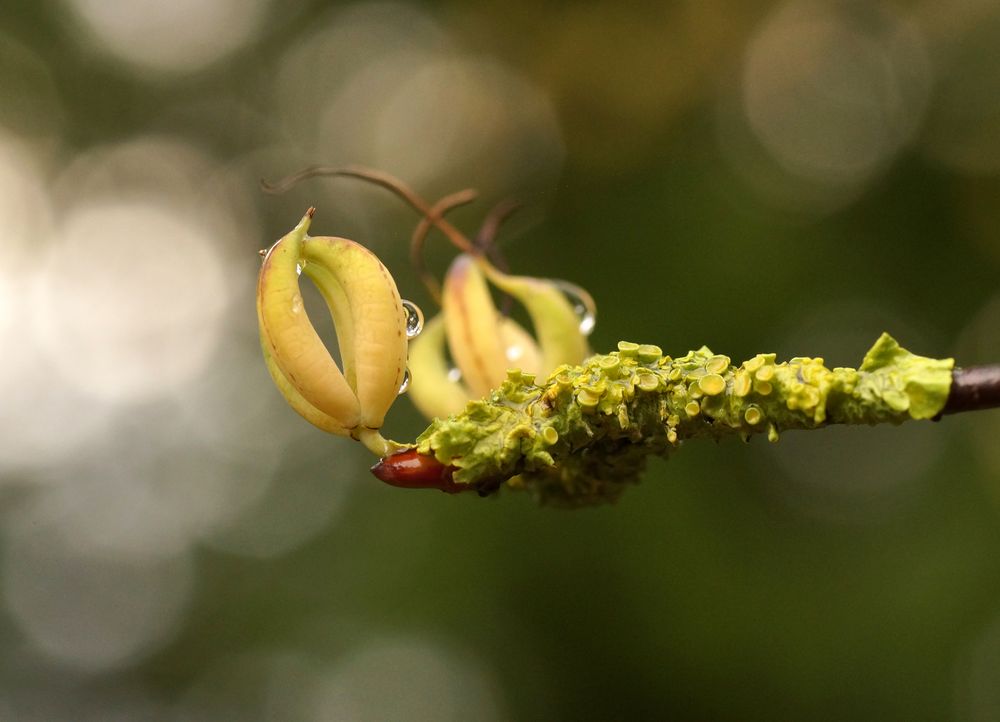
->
[441,254,510,398]
[257,209,408,456]
[300,236,408,430]
[407,314,475,420]
[407,250,594,420]
[258,210,361,430]
[259,339,354,436]
[478,258,594,374]
[499,315,544,379]
[441,254,550,396]
[408,312,542,420]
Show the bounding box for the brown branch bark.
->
[942,365,1000,415]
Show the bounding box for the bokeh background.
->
[2,0,1000,719]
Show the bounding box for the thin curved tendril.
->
[473,198,522,315]
[410,188,479,304]
[260,164,476,254]
[409,193,521,315]
[263,165,524,313]
[475,198,521,252]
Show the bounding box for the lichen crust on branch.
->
[414,333,954,506]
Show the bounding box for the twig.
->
[373,334,998,506]
[942,365,1000,415]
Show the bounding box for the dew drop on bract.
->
[398,367,411,394]
[258,240,279,264]
[402,299,424,339]
[446,367,462,383]
[551,280,596,336]
[295,262,303,276]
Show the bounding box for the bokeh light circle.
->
[174,652,323,722]
[919,2,1000,174]
[741,0,929,187]
[60,0,271,75]
[2,526,194,671]
[35,199,229,404]
[272,2,563,226]
[309,638,507,722]
[0,132,111,472]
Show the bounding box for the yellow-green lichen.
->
[698,374,726,396]
[414,333,953,506]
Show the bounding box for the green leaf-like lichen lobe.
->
[856,332,955,420]
[415,334,954,506]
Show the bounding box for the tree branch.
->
[374,333,995,505]
[942,365,1000,415]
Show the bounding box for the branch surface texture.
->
[403,333,956,506]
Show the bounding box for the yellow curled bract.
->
[477,257,594,374]
[407,251,595,420]
[257,210,408,456]
[408,313,543,420]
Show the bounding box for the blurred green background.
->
[2,0,1000,719]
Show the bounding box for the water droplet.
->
[259,241,279,264]
[551,280,596,335]
[295,262,303,277]
[398,367,411,395]
[506,344,524,363]
[446,367,462,383]
[401,299,424,338]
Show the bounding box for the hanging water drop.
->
[446,367,462,383]
[398,367,411,394]
[551,280,596,335]
[402,299,424,338]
